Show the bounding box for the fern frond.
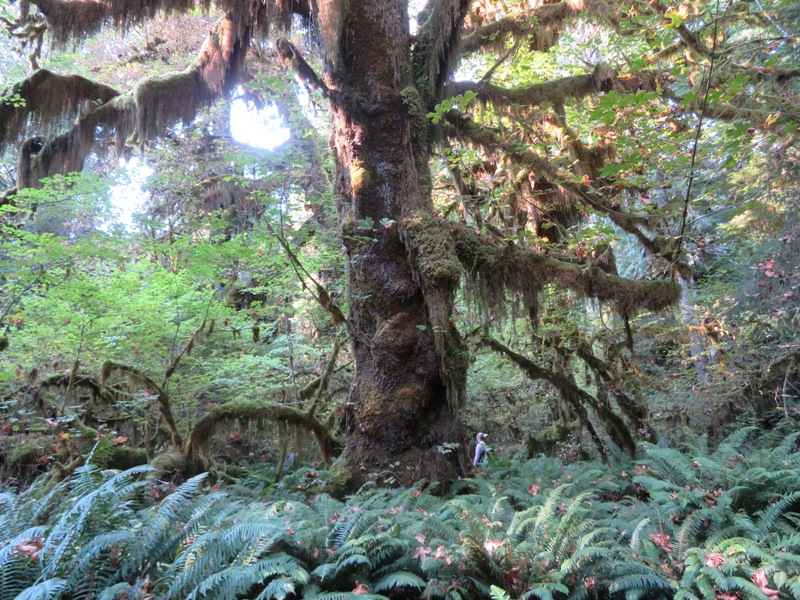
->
[11,578,67,600]
[372,571,426,593]
[0,526,49,599]
[755,491,800,537]
[184,553,308,600]
[607,573,673,596]
[713,427,758,463]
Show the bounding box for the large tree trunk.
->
[318,0,466,489]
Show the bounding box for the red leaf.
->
[648,533,672,553]
[353,582,370,594]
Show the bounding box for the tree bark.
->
[318,0,466,490]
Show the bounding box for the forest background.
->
[0,0,799,597]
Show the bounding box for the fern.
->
[372,571,425,593]
[0,526,49,600]
[12,578,67,600]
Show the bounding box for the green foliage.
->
[2,429,799,599]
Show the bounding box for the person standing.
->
[473,432,488,466]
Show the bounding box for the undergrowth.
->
[1,428,799,599]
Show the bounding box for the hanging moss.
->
[0,69,120,153]
[449,222,681,320]
[31,0,109,44]
[4,14,248,194]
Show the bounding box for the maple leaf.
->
[483,539,503,555]
[412,546,432,560]
[705,552,725,568]
[435,545,452,564]
[751,570,779,600]
[111,435,128,445]
[648,533,672,553]
[353,581,370,595]
[415,533,426,544]
[528,484,540,495]
[15,537,44,563]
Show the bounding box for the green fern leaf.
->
[372,571,426,592]
[12,578,67,600]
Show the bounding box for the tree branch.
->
[411,0,472,105]
[482,335,636,456]
[275,38,330,97]
[185,400,338,466]
[101,361,183,448]
[448,221,681,317]
[460,2,588,55]
[3,14,250,194]
[450,62,617,109]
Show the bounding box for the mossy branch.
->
[163,318,208,382]
[306,337,342,417]
[101,361,183,448]
[440,110,678,256]
[411,0,472,105]
[0,68,120,153]
[460,0,613,54]
[275,38,330,97]
[482,336,636,457]
[448,221,681,318]
[185,400,337,467]
[450,63,618,109]
[4,14,249,194]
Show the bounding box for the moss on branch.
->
[449,222,681,318]
[4,14,249,193]
[451,63,617,109]
[185,400,337,468]
[101,361,183,448]
[0,69,120,152]
[483,336,637,457]
[411,0,472,104]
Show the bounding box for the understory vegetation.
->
[1,0,800,595]
[2,428,799,600]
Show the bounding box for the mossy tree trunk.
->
[318,0,466,489]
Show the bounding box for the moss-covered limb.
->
[662,81,800,130]
[459,3,574,55]
[28,0,108,44]
[401,213,468,409]
[307,337,342,416]
[7,15,249,194]
[184,400,338,466]
[133,14,250,144]
[163,318,209,381]
[27,0,309,44]
[451,63,617,109]
[411,0,472,105]
[482,336,636,457]
[101,361,183,448]
[449,222,680,317]
[35,372,116,407]
[39,446,148,492]
[275,38,330,98]
[0,68,120,153]
[440,110,670,249]
[570,339,651,435]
